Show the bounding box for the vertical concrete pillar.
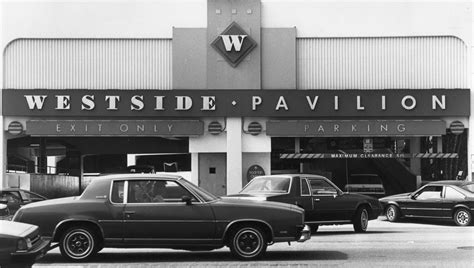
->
[226,117,242,194]
[0,117,5,188]
[410,137,421,176]
[191,153,199,185]
[127,154,136,166]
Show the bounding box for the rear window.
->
[461,183,474,193]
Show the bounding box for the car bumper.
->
[297,225,311,242]
[11,237,51,264]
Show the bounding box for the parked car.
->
[13,173,310,261]
[344,174,386,197]
[227,174,383,233]
[379,180,474,226]
[0,220,50,266]
[0,188,47,217]
[0,202,10,220]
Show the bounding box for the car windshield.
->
[349,175,381,184]
[240,176,291,193]
[178,178,218,202]
[461,183,474,193]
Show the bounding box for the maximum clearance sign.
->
[2,89,470,117]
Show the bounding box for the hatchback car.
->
[13,173,310,261]
[227,174,382,233]
[379,180,474,226]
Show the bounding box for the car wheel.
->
[385,205,400,222]
[454,208,472,226]
[229,225,267,260]
[60,226,97,261]
[312,224,319,233]
[353,206,369,233]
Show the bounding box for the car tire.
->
[353,206,369,233]
[312,224,319,233]
[385,205,400,222]
[229,225,267,260]
[453,208,472,226]
[59,226,98,261]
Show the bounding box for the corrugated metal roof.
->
[297,36,468,90]
[4,39,172,90]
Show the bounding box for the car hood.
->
[379,192,412,202]
[220,195,301,211]
[21,196,78,209]
[0,220,37,238]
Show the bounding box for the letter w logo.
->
[219,35,247,52]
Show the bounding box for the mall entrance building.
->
[1,0,471,197]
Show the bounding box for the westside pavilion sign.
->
[2,89,470,117]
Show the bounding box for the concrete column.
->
[191,153,199,185]
[226,117,242,194]
[409,137,421,176]
[127,154,137,166]
[0,117,5,188]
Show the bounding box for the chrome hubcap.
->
[387,207,395,220]
[65,230,93,258]
[361,209,368,229]
[457,211,470,225]
[235,229,261,256]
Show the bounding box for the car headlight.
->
[17,238,28,251]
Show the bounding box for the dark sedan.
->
[0,188,47,216]
[380,180,474,226]
[0,220,50,266]
[227,174,382,233]
[13,174,310,261]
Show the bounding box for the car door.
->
[402,185,444,217]
[307,178,350,222]
[293,178,314,221]
[123,179,216,246]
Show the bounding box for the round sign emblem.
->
[247,122,262,136]
[449,121,465,135]
[247,165,265,182]
[7,121,23,135]
[208,121,223,135]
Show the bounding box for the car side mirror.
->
[410,194,416,200]
[181,195,192,205]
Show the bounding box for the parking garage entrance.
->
[6,120,203,197]
[269,121,467,195]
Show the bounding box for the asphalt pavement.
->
[33,217,474,268]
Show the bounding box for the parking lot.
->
[33,217,474,268]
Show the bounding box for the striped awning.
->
[279,153,458,159]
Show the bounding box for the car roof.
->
[427,180,473,187]
[256,174,328,179]
[95,173,183,181]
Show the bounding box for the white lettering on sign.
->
[397,124,406,132]
[70,124,76,132]
[334,124,340,132]
[306,96,319,110]
[401,95,416,110]
[275,96,288,111]
[154,96,165,110]
[168,124,173,132]
[220,35,247,52]
[356,96,365,111]
[56,124,61,132]
[201,96,216,111]
[175,96,192,111]
[81,95,95,110]
[380,124,388,132]
[55,95,71,110]
[131,95,144,111]
[334,96,339,111]
[304,124,310,132]
[432,95,446,110]
[252,96,262,110]
[105,96,120,110]
[137,124,145,132]
[381,95,386,110]
[318,125,325,132]
[120,124,128,132]
[24,95,47,110]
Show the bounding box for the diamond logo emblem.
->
[211,22,257,68]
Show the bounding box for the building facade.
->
[1,0,472,197]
